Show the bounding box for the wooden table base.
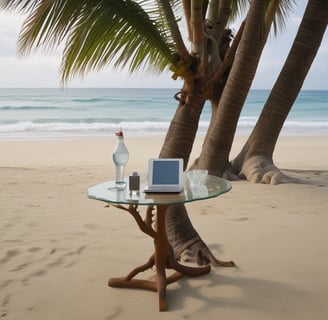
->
[107,205,211,311]
[108,255,211,311]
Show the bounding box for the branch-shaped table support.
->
[88,176,234,311]
[108,204,211,311]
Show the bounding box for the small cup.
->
[186,170,208,186]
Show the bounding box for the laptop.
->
[144,158,184,193]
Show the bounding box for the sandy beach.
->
[0,135,327,320]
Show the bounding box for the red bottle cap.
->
[115,130,123,137]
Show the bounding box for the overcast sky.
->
[0,1,327,89]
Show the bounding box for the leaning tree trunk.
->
[231,0,328,185]
[158,82,212,263]
[158,82,234,266]
[165,0,276,266]
[159,83,205,166]
[195,0,268,177]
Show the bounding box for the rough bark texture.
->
[194,0,267,177]
[163,0,327,266]
[231,0,328,185]
[165,204,235,266]
[165,0,269,267]
[159,83,234,267]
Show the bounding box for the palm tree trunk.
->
[159,83,206,165]
[164,0,271,265]
[232,0,328,184]
[159,82,234,266]
[196,0,267,176]
[158,83,208,263]
[160,0,272,265]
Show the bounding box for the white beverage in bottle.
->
[112,129,129,190]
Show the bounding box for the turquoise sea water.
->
[0,88,327,140]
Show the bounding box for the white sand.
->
[0,135,327,319]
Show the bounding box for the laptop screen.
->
[152,160,180,185]
[145,158,184,192]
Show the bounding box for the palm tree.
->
[170,0,327,264]
[1,0,326,265]
[231,0,328,184]
[161,0,290,264]
[0,0,291,171]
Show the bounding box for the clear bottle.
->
[112,130,129,190]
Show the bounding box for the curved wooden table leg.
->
[108,205,170,311]
[107,204,215,312]
[125,254,155,281]
[108,277,158,291]
[108,254,155,288]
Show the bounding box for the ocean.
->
[0,88,327,140]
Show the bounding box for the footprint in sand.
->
[83,223,100,230]
[0,249,20,265]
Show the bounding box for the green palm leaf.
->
[2,0,176,82]
[1,0,296,84]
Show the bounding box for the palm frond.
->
[271,0,296,35]
[1,0,176,83]
[156,0,190,62]
[229,0,296,36]
[230,0,249,21]
[61,0,175,82]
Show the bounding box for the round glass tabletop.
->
[88,175,231,206]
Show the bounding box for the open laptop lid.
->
[144,158,184,193]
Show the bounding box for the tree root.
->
[180,240,235,267]
[166,204,235,268]
[233,155,304,185]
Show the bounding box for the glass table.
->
[87,175,232,311]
